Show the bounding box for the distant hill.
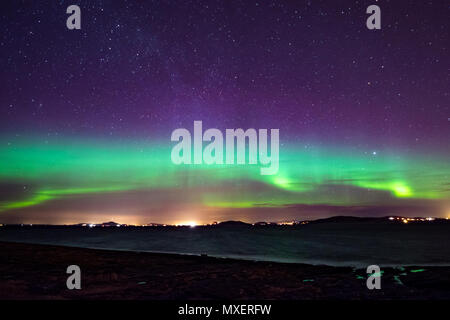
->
[70,221,122,227]
[309,216,384,224]
[72,223,89,226]
[214,221,251,227]
[95,221,123,227]
[146,223,165,227]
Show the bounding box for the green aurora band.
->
[0,137,449,223]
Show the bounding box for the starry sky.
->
[0,0,449,225]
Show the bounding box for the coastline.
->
[1,241,449,300]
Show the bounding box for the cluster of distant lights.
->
[388,217,436,224]
[79,222,199,228]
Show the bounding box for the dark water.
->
[1,221,449,267]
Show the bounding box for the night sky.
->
[0,0,449,225]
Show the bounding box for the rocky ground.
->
[1,241,449,300]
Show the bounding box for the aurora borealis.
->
[0,1,449,224]
[1,136,448,224]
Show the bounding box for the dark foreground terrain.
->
[0,241,449,300]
